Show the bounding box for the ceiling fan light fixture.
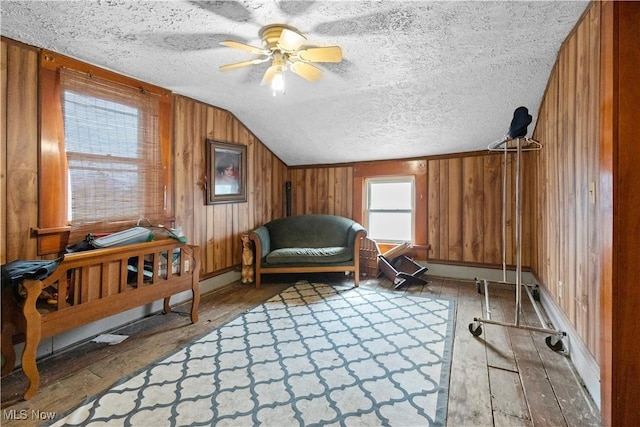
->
[220,23,343,95]
[269,51,287,96]
[271,70,285,96]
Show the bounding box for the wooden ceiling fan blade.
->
[290,61,323,82]
[278,28,306,51]
[219,57,269,71]
[220,40,269,56]
[260,66,278,86]
[298,46,343,63]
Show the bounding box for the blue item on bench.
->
[1,259,62,299]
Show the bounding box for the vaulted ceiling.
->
[1,1,588,165]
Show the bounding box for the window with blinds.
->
[60,68,164,235]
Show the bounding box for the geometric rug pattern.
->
[51,281,455,426]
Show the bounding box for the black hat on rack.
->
[508,106,533,139]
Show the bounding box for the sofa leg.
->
[354,273,360,287]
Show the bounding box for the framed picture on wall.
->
[205,139,247,204]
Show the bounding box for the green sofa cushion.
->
[266,247,352,264]
[265,214,354,249]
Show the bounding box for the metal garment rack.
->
[468,136,566,352]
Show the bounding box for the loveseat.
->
[248,214,367,288]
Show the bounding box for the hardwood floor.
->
[1,273,601,426]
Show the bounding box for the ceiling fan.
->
[219,24,343,95]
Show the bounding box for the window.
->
[60,68,164,234]
[365,177,414,243]
[37,50,172,254]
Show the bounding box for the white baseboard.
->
[537,285,601,410]
[417,261,536,283]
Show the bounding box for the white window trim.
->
[365,176,415,244]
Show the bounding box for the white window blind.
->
[60,68,164,236]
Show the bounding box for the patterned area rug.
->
[51,282,455,426]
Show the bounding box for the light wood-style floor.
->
[1,273,601,426]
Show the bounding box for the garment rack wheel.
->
[545,334,565,352]
[468,320,483,337]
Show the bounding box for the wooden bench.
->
[1,239,200,400]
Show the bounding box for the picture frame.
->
[205,139,247,204]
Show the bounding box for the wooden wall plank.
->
[574,18,589,341]
[586,2,600,357]
[4,41,39,261]
[447,158,463,261]
[521,152,533,271]
[191,102,206,270]
[427,160,440,260]
[1,40,7,263]
[345,167,354,219]
[326,168,335,215]
[175,97,202,270]
[462,156,484,262]
[546,69,560,300]
[503,155,515,266]
[304,169,316,214]
[483,155,502,264]
[438,160,449,260]
[598,4,615,423]
[246,135,256,229]
[291,169,305,216]
[333,168,344,217]
[565,32,578,324]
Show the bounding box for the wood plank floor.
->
[1,273,601,426]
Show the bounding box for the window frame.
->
[61,81,160,225]
[38,50,173,252]
[364,176,415,244]
[352,159,428,259]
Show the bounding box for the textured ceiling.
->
[1,1,588,166]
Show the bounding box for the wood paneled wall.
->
[528,2,601,358]
[173,96,287,278]
[427,153,533,266]
[1,39,39,264]
[288,166,354,218]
